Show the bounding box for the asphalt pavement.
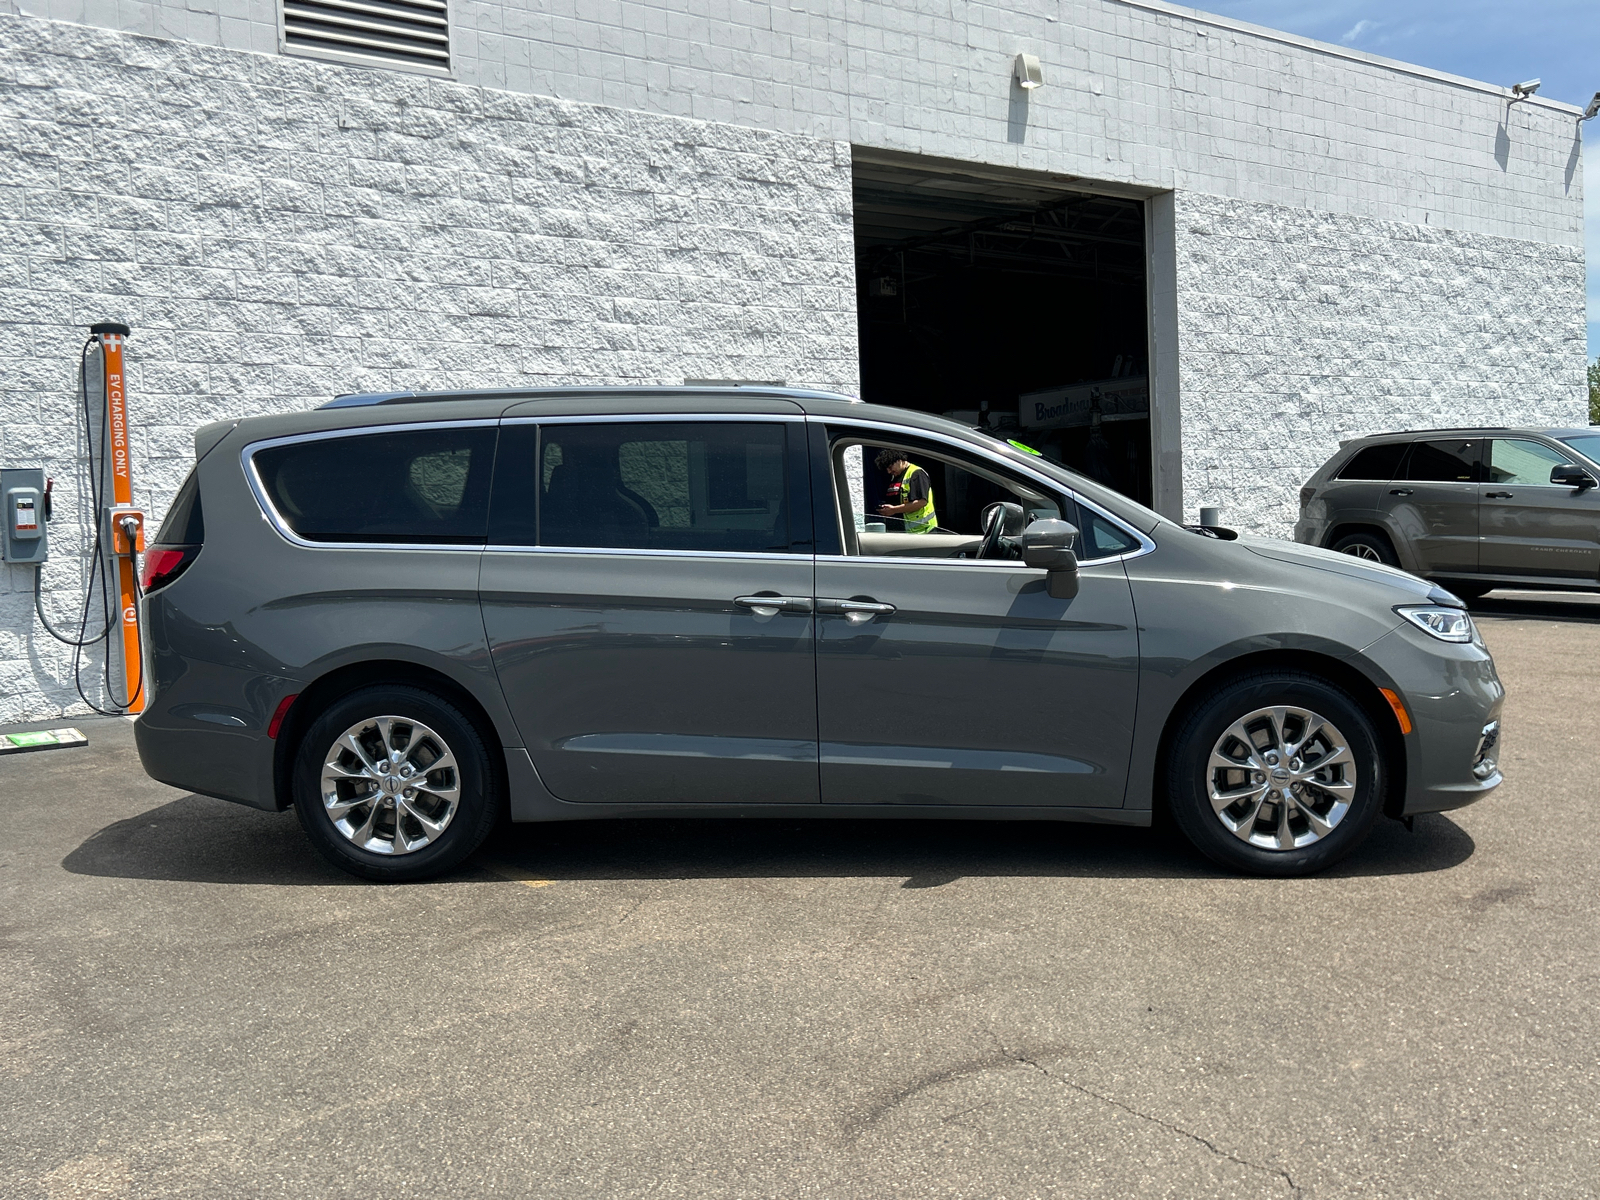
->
[2,591,1597,1199]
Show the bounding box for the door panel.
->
[1382,439,1482,573]
[1480,439,1600,580]
[482,552,818,804]
[814,557,1139,809]
[481,416,819,806]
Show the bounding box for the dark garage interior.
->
[851,153,1153,508]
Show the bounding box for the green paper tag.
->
[1007,439,1042,456]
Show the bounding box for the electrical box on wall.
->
[1,468,49,564]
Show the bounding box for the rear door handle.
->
[734,594,813,616]
[817,597,897,625]
[1388,488,1413,496]
[1485,491,1513,499]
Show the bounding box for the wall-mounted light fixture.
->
[1508,78,1541,103]
[1014,53,1043,90]
[1581,92,1600,121]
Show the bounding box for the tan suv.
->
[1296,428,1600,599]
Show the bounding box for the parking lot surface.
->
[3,592,1598,1199]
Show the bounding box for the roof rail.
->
[318,384,861,410]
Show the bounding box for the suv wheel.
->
[1330,531,1398,567]
[293,685,501,882]
[1166,672,1386,876]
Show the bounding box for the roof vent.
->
[281,0,451,77]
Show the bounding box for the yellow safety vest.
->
[898,463,937,534]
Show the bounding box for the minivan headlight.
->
[1396,604,1476,643]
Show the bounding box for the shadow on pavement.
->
[64,796,1476,886]
[1470,590,1600,625]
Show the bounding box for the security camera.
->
[1583,92,1600,121]
[1511,78,1541,98]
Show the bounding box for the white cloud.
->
[1341,18,1377,44]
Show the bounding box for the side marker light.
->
[268,694,299,740]
[1378,688,1412,735]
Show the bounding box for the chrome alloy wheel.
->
[320,716,461,855]
[1207,706,1357,851]
[1342,543,1383,561]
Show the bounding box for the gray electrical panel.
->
[1,468,48,564]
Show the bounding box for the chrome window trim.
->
[483,545,805,562]
[242,419,500,551]
[501,412,808,426]
[811,415,1156,565]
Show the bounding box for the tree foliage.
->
[1591,357,1600,425]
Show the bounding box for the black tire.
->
[1330,531,1399,567]
[1165,671,1387,876]
[1440,581,1493,602]
[292,684,502,882]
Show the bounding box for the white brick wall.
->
[1174,192,1589,535]
[0,12,858,721]
[12,0,1582,248]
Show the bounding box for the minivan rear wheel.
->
[292,685,501,882]
[1165,671,1386,876]
[1330,531,1398,567]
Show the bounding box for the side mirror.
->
[1550,464,1597,490]
[1020,518,1080,598]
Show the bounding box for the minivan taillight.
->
[141,545,199,592]
[1299,487,1316,508]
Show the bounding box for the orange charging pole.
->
[91,321,144,713]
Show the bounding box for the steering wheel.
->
[978,501,1023,560]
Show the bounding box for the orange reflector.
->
[1379,688,1413,735]
[268,694,299,740]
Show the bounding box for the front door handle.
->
[1485,491,1513,499]
[735,594,813,616]
[818,597,897,625]
[1388,488,1413,496]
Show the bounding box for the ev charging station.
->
[3,322,146,715]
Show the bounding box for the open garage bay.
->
[3,595,1597,1198]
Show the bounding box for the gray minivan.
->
[135,388,1503,880]
[1296,428,1600,598]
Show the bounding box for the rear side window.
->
[493,421,796,553]
[154,467,204,545]
[253,425,497,544]
[1402,439,1482,483]
[1337,443,1406,481]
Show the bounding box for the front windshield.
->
[971,425,1167,531]
[1556,434,1600,467]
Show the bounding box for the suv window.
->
[1337,443,1406,481]
[496,422,795,553]
[1402,439,1482,483]
[1488,439,1573,486]
[253,425,497,544]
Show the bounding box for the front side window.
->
[252,425,496,544]
[828,430,1135,563]
[1488,439,1574,486]
[495,422,794,553]
[1402,439,1482,483]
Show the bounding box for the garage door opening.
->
[852,153,1152,510]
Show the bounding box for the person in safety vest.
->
[875,449,938,533]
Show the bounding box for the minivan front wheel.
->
[293,685,501,881]
[1166,672,1385,875]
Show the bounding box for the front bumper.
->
[1361,624,1505,816]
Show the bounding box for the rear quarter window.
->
[252,425,497,544]
[1336,442,1407,481]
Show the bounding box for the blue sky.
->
[1198,0,1599,360]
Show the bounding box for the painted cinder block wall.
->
[0,13,859,721]
[0,0,1589,720]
